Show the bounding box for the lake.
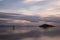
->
[0,26,60,40]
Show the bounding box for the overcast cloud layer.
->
[0,12,60,27]
[0,0,60,27]
[0,0,60,16]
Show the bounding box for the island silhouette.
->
[39,24,55,29]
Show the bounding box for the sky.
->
[0,0,60,27]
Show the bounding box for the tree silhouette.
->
[39,24,55,29]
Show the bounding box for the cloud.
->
[23,0,44,3]
[0,12,42,25]
[0,20,7,22]
[7,20,31,24]
[0,0,60,17]
[43,16,60,23]
[0,0,60,26]
[0,9,17,13]
[0,12,60,23]
[0,0,3,1]
[0,12,60,26]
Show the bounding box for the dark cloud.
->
[0,20,8,25]
[0,20,7,23]
[0,12,41,22]
[0,12,60,27]
[43,16,60,23]
[0,12,21,18]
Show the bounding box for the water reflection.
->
[0,26,60,40]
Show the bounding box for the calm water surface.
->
[0,26,60,40]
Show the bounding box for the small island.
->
[39,24,55,29]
